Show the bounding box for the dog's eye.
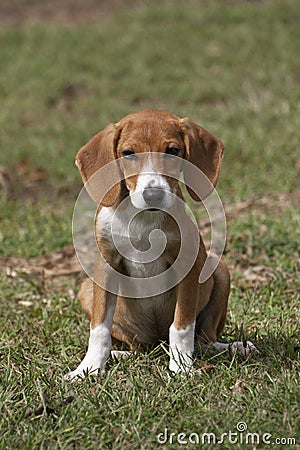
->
[166,147,180,156]
[121,150,136,158]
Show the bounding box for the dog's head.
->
[75,109,224,209]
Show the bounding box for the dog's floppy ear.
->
[75,123,121,206]
[180,117,224,201]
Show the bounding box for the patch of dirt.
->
[226,191,300,218]
[11,178,80,204]
[199,191,300,231]
[0,0,143,28]
[0,166,12,200]
[0,0,270,27]
[199,190,300,290]
[1,245,81,289]
[48,83,89,111]
[1,163,80,203]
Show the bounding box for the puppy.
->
[65,109,257,380]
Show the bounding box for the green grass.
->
[0,200,72,257]
[1,0,299,199]
[0,1,299,448]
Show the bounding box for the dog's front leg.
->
[65,283,116,381]
[169,269,199,374]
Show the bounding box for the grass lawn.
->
[0,1,299,448]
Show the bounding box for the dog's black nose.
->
[143,187,164,207]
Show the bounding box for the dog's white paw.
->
[64,364,104,382]
[64,323,114,381]
[169,323,195,374]
[64,354,105,382]
[231,340,259,357]
[212,340,259,357]
[110,350,133,361]
[169,352,194,374]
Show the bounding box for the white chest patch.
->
[96,205,177,305]
[96,205,174,276]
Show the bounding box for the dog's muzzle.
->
[143,187,165,208]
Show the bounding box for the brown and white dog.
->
[65,109,257,380]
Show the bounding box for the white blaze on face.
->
[129,156,173,210]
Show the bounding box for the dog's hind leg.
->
[196,259,258,356]
[196,258,230,343]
